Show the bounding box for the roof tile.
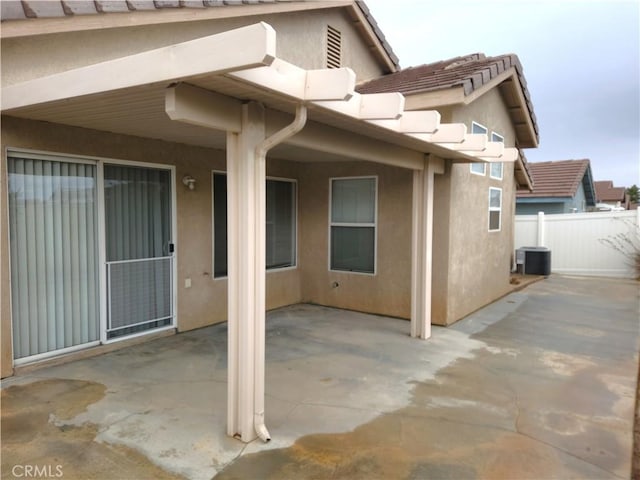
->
[22,1,66,18]
[126,1,157,10]
[61,1,100,15]
[517,160,592,198]
[356,52,539,144]
[594,180,627,202]
[0,1,27,20]
[95,1,131,13]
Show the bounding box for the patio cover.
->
[1,22,518,443]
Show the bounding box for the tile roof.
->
[0,0,400,70]
[356,53,539,142]
[517,159,593,199]
[594,181,626,202]
[0,0,289,20]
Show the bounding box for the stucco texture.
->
[1,9,384,88]
[297,161,413,319]
[431,88,518,325]
[0,116,305,376]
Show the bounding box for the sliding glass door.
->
[8,155,100,360]
[8,153,175,362]
[104,164,174,339]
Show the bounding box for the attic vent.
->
[326,25,342,69]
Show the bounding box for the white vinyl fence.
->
[514,210,640,278]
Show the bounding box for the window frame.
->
[328,175,378,276]
[490,132,504,180]
[470,122,488,176]
[488,187,502,232]
[211,171,298,280]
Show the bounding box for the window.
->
[326,25,342,69]
[470,122,488,175]
[330,177,377,274]
[212,172,297,278]
[488,187,502,231]
[490,132,504,180]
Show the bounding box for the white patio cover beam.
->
[229,58,356,101]
[462,141,504,158]
[313,92,405,120]
[165,83,242,133]
[478,147,519,163]
[1,22,277,112]
[266,109,425,170]
[436,134,488,151]
[368,110,441,133]
[411,124,467,144]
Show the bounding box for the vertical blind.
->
[8,157,100,359]
[266,179,296,269]
[104,165,172,338]
[213,173,296,277]
[104,165,171,262]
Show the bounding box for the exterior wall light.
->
[182,175,196,190]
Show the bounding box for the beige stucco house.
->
[0,1,534,442]
[359,53,539,325]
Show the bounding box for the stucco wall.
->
[1,9,384,87]
[431,88,518,325]
[297,161,413,319]
[0,116,303,376]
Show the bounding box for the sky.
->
[366,0,640,188]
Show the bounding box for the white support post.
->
[226,101,267,443]
[537,211,545,247]
[411,155,442,339]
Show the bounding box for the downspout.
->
[253,103,307,442]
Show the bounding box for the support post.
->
[411,155,443,339]
[226,102,267,442]
[537,211,545,247]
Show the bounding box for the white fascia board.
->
[1,22,277,112]
[368,110,441,133]
[165,83,242,133]
[229,58,355,102]
[313,92,405,120]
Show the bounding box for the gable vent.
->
[326,25,342,69]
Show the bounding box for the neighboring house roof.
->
[517,159,597,206]
[594,180,626,203]
[356,53,539,149]
[0,0,400,71]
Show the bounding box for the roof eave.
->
[403,69,538,148]
[0,0,353,39]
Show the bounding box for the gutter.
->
[253,103,307,442]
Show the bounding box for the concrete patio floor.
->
[2,275,638,479]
